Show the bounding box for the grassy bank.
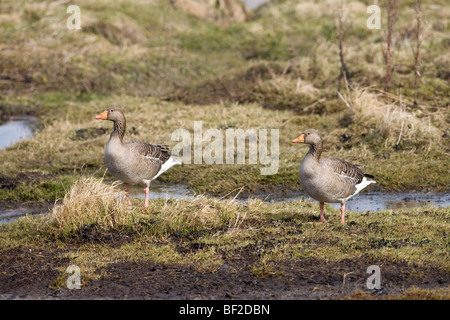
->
[0,176,449,299]
[1,0,449,201]
[0,0,449,300]
[0,93,448,204]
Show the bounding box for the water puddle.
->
[1,185,448,224]
[130,183,194,200]
[0,116,35,150]
[264,191,450,212]
[0,207,45,225]
[130,185,449,212]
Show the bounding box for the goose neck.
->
[308,141,322,161]
[111,120,126,142]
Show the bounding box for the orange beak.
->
[95,110,108,120]
[292,134,305,143]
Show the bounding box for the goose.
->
[292,129,376,224]
[96,107,181,208]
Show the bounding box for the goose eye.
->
[110,109,114,112]
[307,132,310,135]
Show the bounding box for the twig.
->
[337,91,352,110]
[341,272,355,290]
[396,93,405,146]
[304,98,326,112]
[381,0,399,92]
[219,186,245,202]
[232,210,247,229]
[335,1,351,93]
[411,0,423,106]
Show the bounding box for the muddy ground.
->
[1,173,448,300]
[1,243,448,300]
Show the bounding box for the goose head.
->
[292,129,322,145]
[95,107,125,122]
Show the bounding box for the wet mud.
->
[0,245,447,300]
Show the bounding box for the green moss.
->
[0,175,74,203]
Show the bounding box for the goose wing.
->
[123,141,172,180]
[125,142,171,164]
[320,157,376,201]
[320,157,365,185]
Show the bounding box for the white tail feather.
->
[152,157,181,181]
[353,176,376,196]
[341,176,376,202]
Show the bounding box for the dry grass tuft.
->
[145,194,245,236]
[83,16,147,47]
[48,176,128,233]
[252,73,321,110]
[349,88,442,151]
[43,174,245,237]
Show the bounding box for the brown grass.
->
[43,175,245,238]
[347,88,443,151]
[48,176,129,233]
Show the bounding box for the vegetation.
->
[0,0,449,299]
[1,0,448,197]
[1,176,449,298]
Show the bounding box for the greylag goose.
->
[292,129,375,224]
[96,108,181,207]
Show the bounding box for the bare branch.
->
[411,0,423,106]
[335,1,351,93]
[381,0,400,93]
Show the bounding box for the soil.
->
[1,243,448,300]
[0,171,55,191]
[166,63,287,106]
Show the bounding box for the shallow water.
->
[0,207,44,225]
[130,183,194,200]
[0,117,35,150]
[125,184,450,212]
[1,185,448,224]
[265,191,450,212]
[1,180,449,224]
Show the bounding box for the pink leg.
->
[143,186,149,208]
[125,184,132,206]
[340,203,346,224]
[319,202,326,223]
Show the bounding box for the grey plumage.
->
[125,142,171,164]
[96,107,181,207]
[122,141,171,182]
[321,158,365,184]
[293,129,376,223]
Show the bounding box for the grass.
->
[0,94,448,202]
[0,175,72,203]
[0,176,448,298]
[0,0,446,195]
[7,176,246,241]
[345,287,450,300]
[0,0,449,299]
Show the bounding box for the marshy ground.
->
[0,0,449,300]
